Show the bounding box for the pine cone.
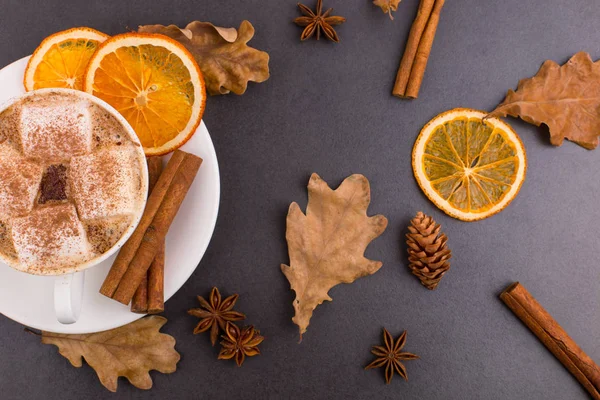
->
[406,212,451,290]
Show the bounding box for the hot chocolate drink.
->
[0,90,147,275]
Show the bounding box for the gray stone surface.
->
[1,0,599,398]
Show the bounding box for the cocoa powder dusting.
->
[85,216,132,254]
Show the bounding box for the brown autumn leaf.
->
[488,52,600,149]
[138,20,269,96]
[373,0,402,20]
[39,316,180,392]
[281,173,388,339]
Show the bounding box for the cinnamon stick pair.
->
[101,150,203,306]
[131,157,165,314]
[130,245,165,313]
[392,0,445,99]
[501,282,600,399]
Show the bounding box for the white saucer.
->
[0,57,220,334]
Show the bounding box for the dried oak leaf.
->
[281,173,388,339]
[139,20,269,95]
[373,0,402,20]
[488,52,600,149]
[39,316,180,392]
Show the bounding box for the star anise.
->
[188,287,246,346]
[218,322,264,367]
[365,328,419,384]
[294,0,346,43]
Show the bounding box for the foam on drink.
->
[0,91,146,275]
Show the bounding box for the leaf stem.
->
[24,327,41,336]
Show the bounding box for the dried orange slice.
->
[83,33,206,156]
[24,27,109,91]
[412,108,526,221]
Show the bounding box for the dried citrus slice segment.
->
[83,33,206,156]
[412,108,526,221]
[24,27,109,91]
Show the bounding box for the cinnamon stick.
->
[147,243,165,314]
[100,150,201,299]
[111,152,202,304]
[392,0,445,99]
[131,157,163,314]
[500,282,600,400]
[130,277,148,313]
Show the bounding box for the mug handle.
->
[54,271,85,324]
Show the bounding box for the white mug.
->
[54,271,85,324]
[0,88,148,324]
